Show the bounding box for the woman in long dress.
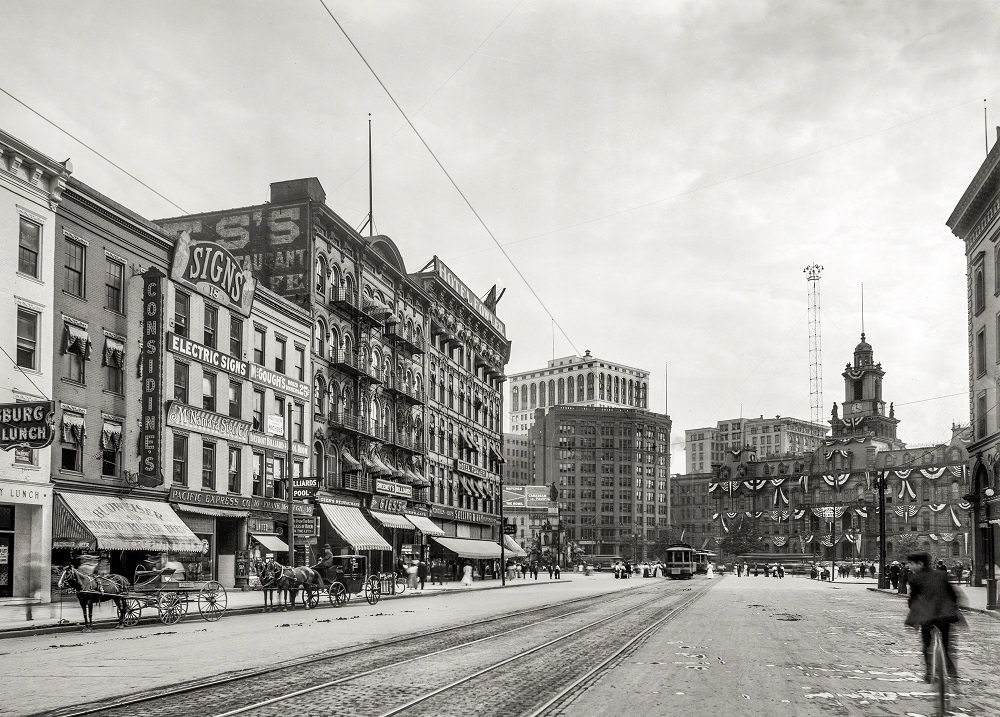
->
[706,562,715,579]
[461,563,474,586]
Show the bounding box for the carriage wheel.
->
[122,598,143,627]
[306,585,321,609]
[364,577,380,605]
[326,582,346,605]
[198,581,227,621]
[157,592,185,625]
[328,582,347,606]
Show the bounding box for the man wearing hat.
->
[313,544,334,581]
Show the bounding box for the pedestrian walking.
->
[547,563,553,579]
[889,561,900,590]
[777,564,784,579]
[406,560,419,590]
[553,563,561,579]
[417,559,428,590]
[461,562,474,586]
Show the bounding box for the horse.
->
[273,563,326,610]
[57,564,130,631]
[257,558,293,612]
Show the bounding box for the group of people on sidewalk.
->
[503,559,561,580]
[736,562,786,578]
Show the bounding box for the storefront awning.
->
[489,446,505,464]
[341,448,361,472]
[55,493,203,553]
[405,514,445,536]
[503,534,528,558]
[319,503,392,551]
[431,536,503,559]
[251,533,289,554]
[174,504,250,518]
[369,510,414,530]
[407,468,430,487]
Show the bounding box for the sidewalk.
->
[865,579,998,619]
[0,573,573,639]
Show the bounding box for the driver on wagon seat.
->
[314,544,335,580]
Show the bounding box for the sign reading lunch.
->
[0,401,55,450]
[170,230,256,316]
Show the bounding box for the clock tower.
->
[829,333,904,448]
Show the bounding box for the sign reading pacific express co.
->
[170,230,256,316]
[140,268,164,485]
[0,401,55,450]
[169,487,314,515]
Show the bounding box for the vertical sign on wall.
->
[139,268,164,487]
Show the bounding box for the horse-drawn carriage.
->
[256,554,380,610]
[57,560,227,629]
[118,565,228,626]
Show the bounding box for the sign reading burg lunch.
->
[0,401,55,450]
[170,230,256,317]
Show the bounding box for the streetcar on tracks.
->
[693,550,715,574]
[664,542,697,579]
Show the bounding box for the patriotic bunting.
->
[769,478,786,487]
[893,505,919,522]
[897,477,916,500]
[958,500,971,510]
[744,479,767,491]
[928,503,947,512]
[939,532,956,542]
[854,507,868,518]
[798,475,809,492]
[812,506,846,519]
[773,536,788,547]
[950,506,962,528]
[823,473,851,487]
[773,488,788,506]
[792,509,806,520]
[708,483,718,494]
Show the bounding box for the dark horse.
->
[257,558,293,612]
[58,564,130,631]
[263,561,325,610]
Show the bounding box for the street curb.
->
[865,586,1000,621]
[0,577,576,640]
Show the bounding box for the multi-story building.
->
[686,416,827,474]
[508,351,649,434]
[502,432,532,485]
[0,129,71,602]
[947,127,1000,593]
[414,258,509,568]
[529,404,671,564]
[501,485,552,561]
[158,183,510,573]
[50,180,314,588]
[711,336,968,568]
[670,472,715,551]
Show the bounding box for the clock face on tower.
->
[851,403,862,414]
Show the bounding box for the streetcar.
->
[693,550,714,574]
[664,542,696,579]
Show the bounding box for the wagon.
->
[320,554,380,607]
[118,566,228,626]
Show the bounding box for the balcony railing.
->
[385,322,426,354]
[330,288,362,315]
[328,410,371,435]
[384,374,426,404]
[330,349,364,375]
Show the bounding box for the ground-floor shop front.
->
[0,478,53,603]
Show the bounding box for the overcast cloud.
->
[3,1,997,467]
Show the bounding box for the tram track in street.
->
[34,581,700,717]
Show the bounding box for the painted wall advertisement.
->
[139,268,164,487]
[503,485,553,510]
[169,231,257,316]
[159,204,309,299]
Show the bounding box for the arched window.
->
[975,267,985,314]
[614,376,620,403]
[530,383,537,409]
[539,381,547,407]
[314,318,327,356]
[951,480,960,500]
[548,379,555,406]
[599,374,605,400]
[558,378,565,404]
[313,442,325,481]
[315,374,327,414]
[567,376,575,403]
[520,385,527,410]
[315,255,327,293]
[587,373,594,400]
[512,386,520,412]
[628,379,634,405]
[343,333,353,357]
[329,326,340,361]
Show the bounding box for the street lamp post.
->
[986,487,997,610]
[830,480,839,583]
[876,472,888,590]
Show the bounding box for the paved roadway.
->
[2,573,999,717]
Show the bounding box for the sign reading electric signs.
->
[140,268,164,485]
[170,230,257,317]
[0,401,55,450]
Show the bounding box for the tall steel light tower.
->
[804,264,824,426]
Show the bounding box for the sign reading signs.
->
[0,401,54,450]
[139,268,164,486]
[159,204,309,298]
[170,231,256,316]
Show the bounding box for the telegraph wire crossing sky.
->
[0,1,993,469]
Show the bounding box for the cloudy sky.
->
[3,1,997,468]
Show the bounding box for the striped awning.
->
[341,448,361,472]
[174,503,250,518]
[251,533,289,554]
[369,511,414,531]
[503,534,528,558]
[55,493,203,553]
[431,536,503,559]
[319,503,391,552]
[405,514,445,536]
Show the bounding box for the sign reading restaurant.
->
[0,401,54,450]
[170,230,256,317]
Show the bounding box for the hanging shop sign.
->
[139,268,164,486]
[0,401,54,450]
[292,477,320,500]
[370,495,407,513]
[375,478,412,499]
[170,230,256,316]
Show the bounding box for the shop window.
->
[174,292,189,338]
[204,305,218,349]
[64,239,86,297]
[173,434,188,486]
[228,447,241,493]
[174,361,189,403]
[18,217,40,278]
[202,442,216,489]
